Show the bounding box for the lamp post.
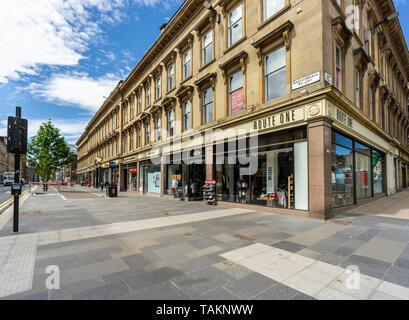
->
[372,12,399,29]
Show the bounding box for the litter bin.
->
[174,187,184,200]
[106,184,118,197]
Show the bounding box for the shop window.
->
[332,144,354,207]
[263,0,285,21]
[183,49,191,80]
[369,85,374,120]
[168,109,174,137]
[228,2,243,47]
[155,77,161,100]
[123,134,127,153]
[229,70,244,115]
[264,45,286,102]
[154,116,161,141]
[202,88,213,124]
[168,64,175,91]
[202,29,213,66]
[183,100,191,131]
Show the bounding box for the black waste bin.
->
[106,184,118,197]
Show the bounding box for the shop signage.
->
[110,161,116,168]
[124,156,137,163]
[336,109,353,128]
[205,180,216,185]
[230,88,244,114]
[292,72,320,90]
[129,168,137,174]
[171,174,181,181]
[253,109,298,131]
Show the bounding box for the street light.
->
[203,1,220,24]
[372,12,399,29]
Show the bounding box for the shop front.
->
[164,149,206,199]
[331,130,386,208]
[213,127,309,210]
[139,158,161,194]
[127,166,138,191]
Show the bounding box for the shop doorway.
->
[143,166,148,194]
[123,169,128,190]
[402,167,407,189]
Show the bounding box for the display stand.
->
[237,180,249,204]
[203,181,217,205]
[288,175,294,209]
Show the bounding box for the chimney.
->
[159,23,167,33]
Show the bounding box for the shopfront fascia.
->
[138,149,162,195]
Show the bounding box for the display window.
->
[140,159,161,194]
[331,130,385,208]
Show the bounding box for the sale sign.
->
[230,88,243,114]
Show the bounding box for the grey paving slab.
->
[121,281,191,300]
[383,266,409,288]
[332,247,355,257]
[124,267,183,292]
[172,266,236,299]
[173,256,218,274]
[290,292,316,300]
[199,287,240,300]
[354,238,407,263]
[73,281,130,300]
[223,273,277,299]
[253,283,300,300]
[340,254,391,279]
[271,241,306,253]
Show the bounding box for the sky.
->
[0,0,408,146]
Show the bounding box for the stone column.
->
[205,145,213,180]
[119,163,124,192]
[308,117,333,220]
[160,155,165,197]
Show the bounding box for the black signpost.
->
[7,106,28,233]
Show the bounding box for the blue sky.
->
[0,0,407,145]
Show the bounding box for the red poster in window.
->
[230,88,243,114]
[129,168,137,174]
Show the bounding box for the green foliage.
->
[26,120,73,182]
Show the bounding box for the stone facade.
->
[76,0,409,219]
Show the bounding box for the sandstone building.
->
[76,0,409,219]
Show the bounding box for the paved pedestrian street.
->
[1,186,409,300]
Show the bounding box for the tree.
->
[26,120,73,182]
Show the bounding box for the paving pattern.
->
[0,186,409,300]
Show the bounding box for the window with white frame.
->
[130,131,134,150]
[264,45,286,101]
[145,85,151,107]
[183,49,191,80]
[168,64,175,91]
[263,0,285,21]
[202,29,213,65]
[123,134,127,153]
[137,127,141,148]
[154,116,161,141]
[130,99,134,119]
[229,70,244,114]
[145,122,150,145]
[203,88,213,124]
[168,110,174,137]
[155,77,161,100]
[124,105,128,123]
[369,85,374,120]
[137,94,141,113]
[336,44,343,91]
[355,69,361,108]
[183,100,191,131]
[228,2,243,46]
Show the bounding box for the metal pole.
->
[13,106,21,233]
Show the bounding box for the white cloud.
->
[0,0,126,84]
[0,118,88,144]
[27,73,121,112]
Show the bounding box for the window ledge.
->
[257,4,291,31]
[199,59,216,73]
[166,87,176,95]
[223,36,247,55]
[180,75,193,85]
